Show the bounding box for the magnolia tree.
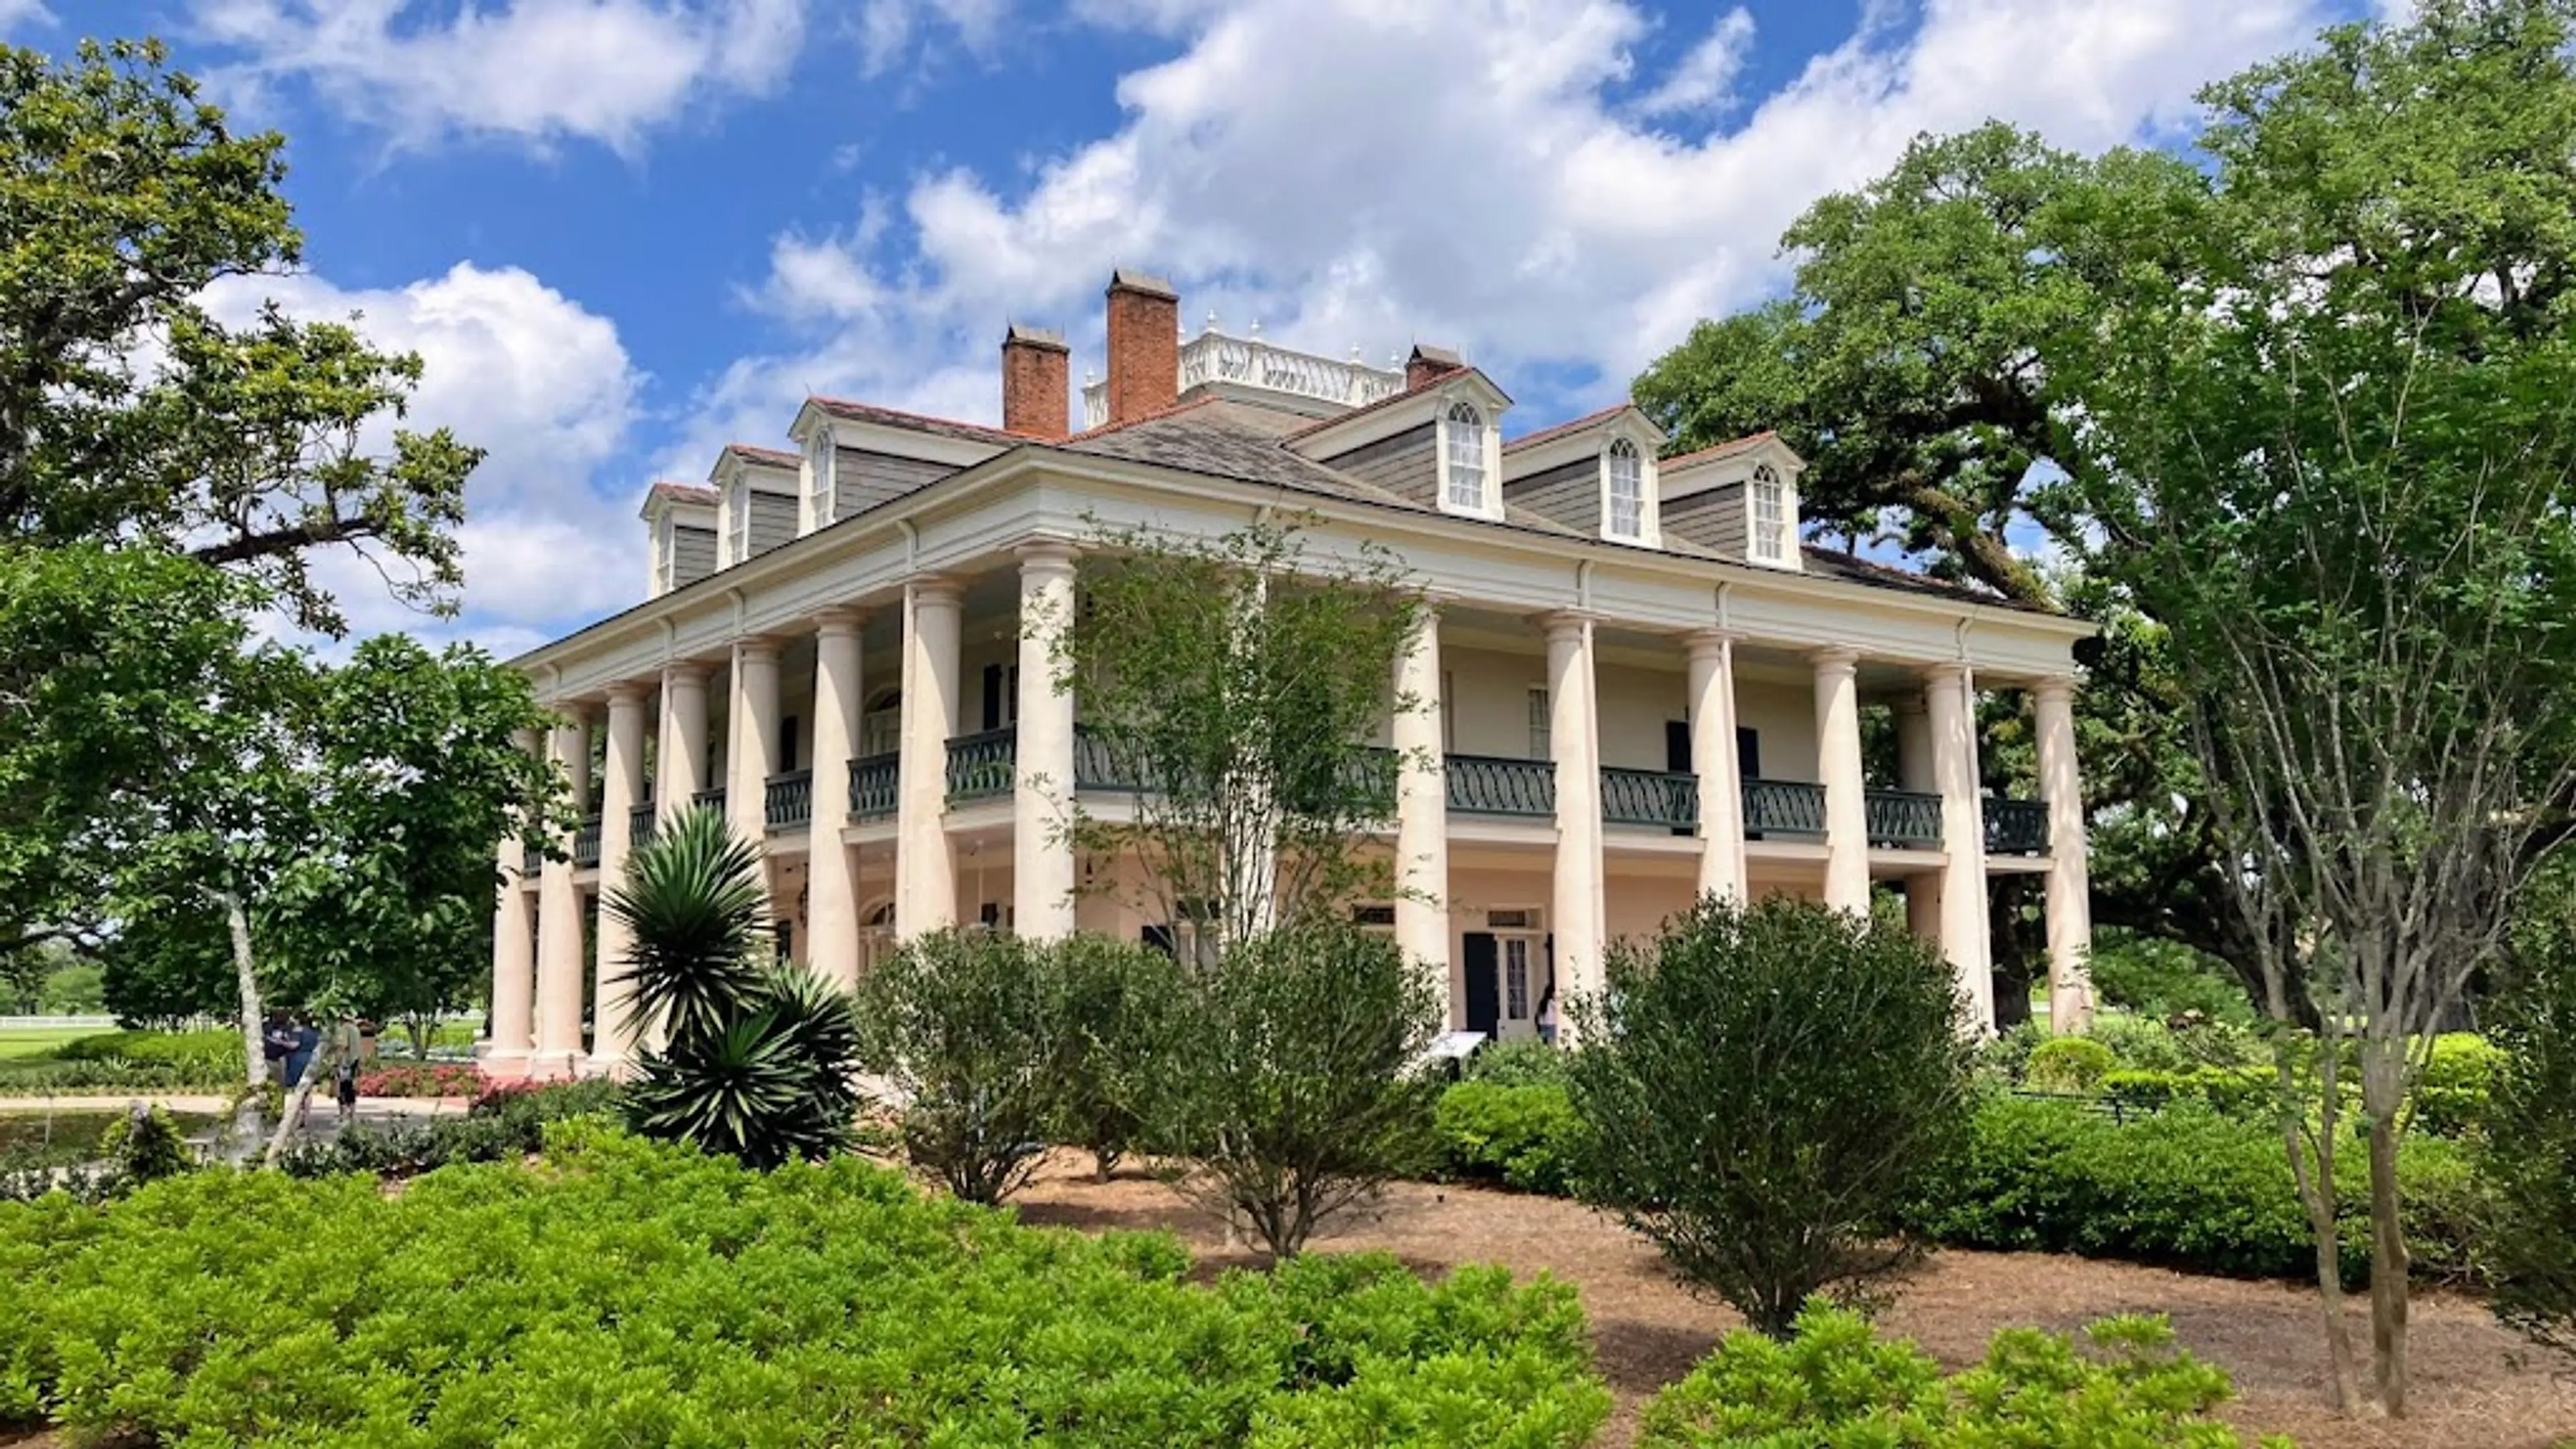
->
[1052,518,1427,944]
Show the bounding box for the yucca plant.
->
[608,807,863,1169]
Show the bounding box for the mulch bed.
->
[1006,1154,2576,1449]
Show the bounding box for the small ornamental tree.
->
[1147,920,1444,1258]
[855,926,1067,1204]
[1568,896,1977,1337]
[613,808,862,1171]
[2486,896,2576,1358]
[1055,519,1425,948]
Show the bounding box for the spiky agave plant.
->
[610,806,863,1169]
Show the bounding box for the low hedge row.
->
[2,1122,1613,1446]
[0,1028,248,1097]
[1901,1095,2483,1287]
[1429,1081,2484,1287]
[274,1079,620,1179]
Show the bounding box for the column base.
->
[584,1051,641,1082]
[478,1048,533,1081]
[525,1049,585,1081]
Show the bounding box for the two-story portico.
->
[486,270,2094,1078]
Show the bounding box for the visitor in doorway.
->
[1536,988,1559,1047]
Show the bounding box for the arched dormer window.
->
[724,482,751,566]
[1750,463,1788,563]
[1604,437,1643,539]
[1443,401,1487,511]
[804,425,837,532]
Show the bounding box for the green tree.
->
[2487,887,2576,1358]
[1057,519,1426,947]
[855,927,1069,1204]
[2061,0,2576,1415]
[1567,898,1976,1337]
[1054,932,1184,1182]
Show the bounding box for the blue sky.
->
[0,0,2359,653]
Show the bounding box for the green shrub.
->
[97,1106,191,1187]
[1907,1095,2481,1286]
[2410,1033,2501,1137]
[856,926,1067,1204]
[1635,1302,2286,1447]
[2088,1011,2267,1072]
[1465,1038,1571,1088]
[0,1122,1607,1446]
[1980,1020,2046,1083]
[278,1079,621,1180]
[2026,1036,2116,1092]
[1570,897,1976,1336]
[1150,922,1445,1258]
[1053,932,1185,1182]
[2483,920,2576,1355]
[1435,1082,1582,1195]
[2099,1066,2276,1118]
[2085,930,2258,1026]
[48,1028,241,1074]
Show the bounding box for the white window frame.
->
[1437,399,1497,518]
[724,483,751,567]
[1603,437,1644,540]
[1750,463,1788,564]
[804,425,838,532]
[651,512,675,596]
[1527,686,1551,761]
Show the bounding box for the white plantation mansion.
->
[485,270,2094,1077]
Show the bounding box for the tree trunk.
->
[219,888,267,1164]
[2365,1075,2412,1415]
[2284,1057,2365,1414]
[262,1038,338,1169]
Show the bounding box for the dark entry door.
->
[1664,720,1694,835]
[1462,932,1501,1036]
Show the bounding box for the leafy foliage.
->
[2026,1036,2116,1093]
[2485,902,2576,1354]
[1059,519,1426,946]
[853,926,1067,1204]
[1568,896,1976,1336]
[1053,932,1186,1181]
[1434,1082,1583,1196]
[610,808,862,1171]
[3,1123,1608,1446]
[1635,1303,2286,1448]
[275,1078,621,1180]
[1149,922,1445,1258]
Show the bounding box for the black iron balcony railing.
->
[1073,725,1140,792]
[690,786,725,816]
[1741,777,1826,837]
[574,813,602,868]
[849,753,899,820]
[1864,788,1944,849]
[764,769,812,830]
[1984,797,2049,855]
[1446,755,1555,817]
[1601,767,1697,830]
[630,802,657,849]
[946,728,1017,802]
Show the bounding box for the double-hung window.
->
[1444,402,1487,511]
[726,484,751,564]
[1605,438,1643,539]
[1750,464,1787,563]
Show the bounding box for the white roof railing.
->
[1081,321,1406,429]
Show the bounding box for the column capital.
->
[1922,660,1972,686]
[1811,644,1860,674]
[732,635,781,664]
[661,660,710,687]
[908,575,967,607]
[604,680,651,706]
[1014,539,1080,575]
[814,604,867,638]
[1682,627,1737,660]
[1534,608,1597,642]
[2032,674,2076,704]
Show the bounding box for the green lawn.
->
[0,1024,98,1061]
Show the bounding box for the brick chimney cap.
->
[1108,268,1179,300]
[1004,323,1069,352]
[1408,343,1464,370]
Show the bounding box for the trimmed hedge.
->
[1,1122,1611,1446]
[1434,1082,1583,1196]
[1635,1303,2286,1447]
[1903,1095,2483,1286]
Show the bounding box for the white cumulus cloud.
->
[192,0,808,156]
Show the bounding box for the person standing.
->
[328,1016,364,1126]
[283,1014,319,1089]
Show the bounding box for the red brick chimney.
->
[1406,343,1464,391]
[1104,269,1179,427]
[1000,324,1070,440]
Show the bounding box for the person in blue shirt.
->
[283,1015,320,1089]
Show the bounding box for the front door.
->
[1462,933,1500,1036]
[1495,934,1540,1040]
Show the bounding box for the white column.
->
[658,663,710,818]
[808,609,865,990]
[1684,630,1746,904]
[592,685,648,1072]
[2035,676,2095,1034]
[1544,612,1605,1042]
[1894,692,1942,942]
[486,725,542,1077]
[533,714,590,1077]
[729,639,780,845]
[1927,663,1996,1032]
[1015,545,1079,940]
[1813,647,1870,915]
[896,578,963,938]
[1393,606,1452,1020]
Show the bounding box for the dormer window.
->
[1443,401,1487,511]
[804,425,837,531]
[1750,463,1788,563]
[651,513,675,594]
[724,484,750,566]
[1604,438,1643,539]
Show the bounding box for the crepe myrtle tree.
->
[1047,517,1427,951]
